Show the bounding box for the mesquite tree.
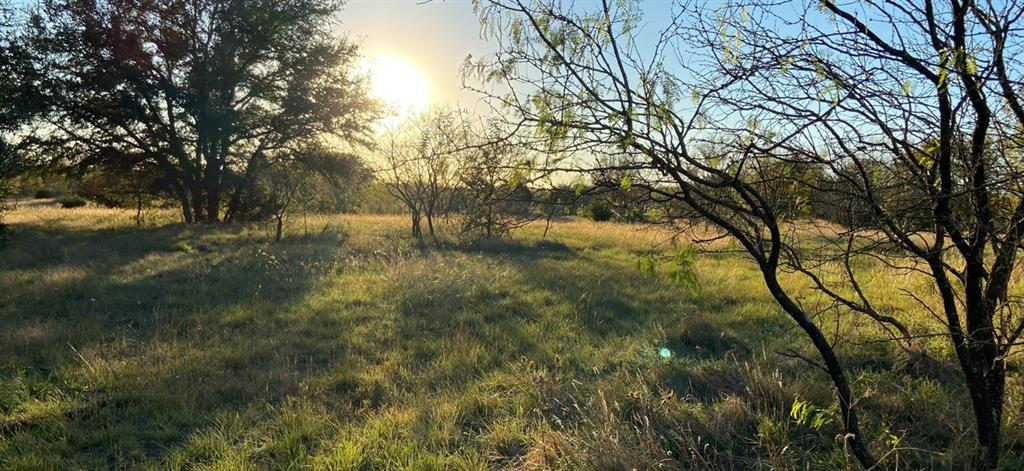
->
[471,0,1024,467]
[24,0,377,223]
[378,109,465,238]
[455,134,539,240]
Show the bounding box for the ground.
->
[1,200,1021,469]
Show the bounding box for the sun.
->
[368,55,431,125]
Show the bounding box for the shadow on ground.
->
[0,221,896,468]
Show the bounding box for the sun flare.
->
[368,55,431,125]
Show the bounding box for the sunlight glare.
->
[369,55,431,127]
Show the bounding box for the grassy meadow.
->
[1,200,1022,469]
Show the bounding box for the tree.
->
[78,162,164,224]
[1,4,43,241]
[471,0,1024,467]
[378,109,464,239]
[25,0,378,223]
[591,156,656,223]
[455,135,539,240]
[258,144,370,242]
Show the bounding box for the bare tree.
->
[471,0,1024,467]
[378,109,465,239]
[456,133,540,240]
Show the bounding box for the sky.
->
[341,0,496,111]
[340,0,697,119]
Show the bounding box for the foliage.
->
[583,199,613,222]
[470,0,1024,467]
[455,136,539,240]
[31,188,56,199]
[23,0,379,223]
[790,396,832,431]
[56,195,87,208]
[0,5,43,245]
[248,146,371,242]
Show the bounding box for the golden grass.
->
[0,202,1021,469]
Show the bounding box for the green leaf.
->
[637,254,657,278]
[881,423,902,447]
[573,180,586,196]
[790,396,832,430]
[667,248,700,295]
[937,48,950,88]
[779,56,792,75]
[618,135,635,151]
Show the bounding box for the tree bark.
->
[411,209,422,238]
[961,283,1005,469]
[205,186,220,223]
[964,361,1003,469]
[764,273,879,469]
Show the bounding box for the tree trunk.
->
[135,194,143,226]
[275,215,284,242]
[764,273,879,470]
[204,163,222,223]
[411,209,422,238]
[189,183,205,223]
[180,198,193,224]
[961,262,1005,469]
[173,183,193,224]
[206,186,220,223]
[964,361,1003,469]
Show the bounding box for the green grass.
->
[0,202,1021,469]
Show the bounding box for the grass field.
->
[1,200,1022,469]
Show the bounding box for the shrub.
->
[57,195,87,208]
[585,201,613,222]
[33,188,57,199]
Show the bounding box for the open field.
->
[1,200,1022,469]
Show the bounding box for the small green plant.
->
[172,241,193,253]
[637,247,701,295]
[790,396,832,430]
[57,195,87,208]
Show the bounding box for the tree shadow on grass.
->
[0,221,362,467]
[424,236,792,394]
[483,241,800,402]
[442,236,577,260]
[0,225,812,468]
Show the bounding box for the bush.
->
[585,200,613,222]
[33,188,57,199]
[57,195,87,208]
